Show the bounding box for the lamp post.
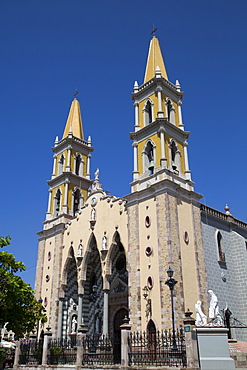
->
[165,266,177,350]
[89,285,98,352]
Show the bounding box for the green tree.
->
[0,236,47,339]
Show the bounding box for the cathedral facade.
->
[35,36,247,342]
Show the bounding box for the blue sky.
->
[1,0,247,287]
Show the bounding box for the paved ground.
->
[229,341,247,353]
[229,341,247,369]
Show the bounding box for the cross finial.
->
[73,90,79,98]
[150,25,158,36]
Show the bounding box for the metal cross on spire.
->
[73,90,79,98]
[150,25,158,36]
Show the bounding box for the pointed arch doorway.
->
[147,319,156,359]
[113,308,128,364]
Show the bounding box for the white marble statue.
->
[102,235,107,250]
[94,168,99,181]
[91,208,96,221]
[195,300,207,326]
[77,244,83,257]
[71,316,77,334]
[208,289,220,319]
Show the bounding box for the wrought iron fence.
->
[82,334,120,365]
[2,348,15,368]
[47,338,77,365]
[128,329,186,367]
[19,340,43,365]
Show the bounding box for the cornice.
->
[52,136,94,154]
[201,204,247,231]
[132,77,183,101]
[47,172,93,188]
[125,177,202,207]
[37,220,68,240]
[130,118,190,141]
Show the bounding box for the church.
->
[35,36,247,342]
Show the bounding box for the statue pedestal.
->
[70,333,77,347]
[196,327,235,369]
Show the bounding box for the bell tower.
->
[46,98,93,220]
[126,36,207,330]
[130,36,193,193]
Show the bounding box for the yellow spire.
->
[144,36,168,83]
[62,98,84,139]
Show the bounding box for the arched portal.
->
[82,234,103,336]
[113,308,128,364]
[61,248,78,337]
[108,232,128,337]
[147,319,156,359]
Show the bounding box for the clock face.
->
[91,197,97,206]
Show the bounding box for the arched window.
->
[58,154,64,175]
[216,231,226,263]
[170,140,180,172]
[143,141,155,175]
[167,99,175,124]
[147,101,152,124]
[73,188,81,215]
[144,100,153,126]
[75,154,81,176]
[167,99,172,122]
[54,189,61,215]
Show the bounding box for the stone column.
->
[46,189,52,218]
[183,310,199,368]
[42,328,52,366]
[102,289,110,335]
[134,102,140,131]
[63,178,69,213]
[57,298,64,339]
[86,155,91,179]
[66,146,72,171]
[13,340,21,370]
[178,100,185,130]
[132,142,139,181]
[156,87,164,118]
[76,322,88,370]
[183,142,191,180]
[77,294,83,330]
[158,126,167,168]
[120,316,131,367]
[52,154,57,179]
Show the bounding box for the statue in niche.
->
[102,236,107,250]
[208,290,219,319]
[94,168,99,181]
[77,244,83,257]
[91,208,96,221]
[195,301,207,326]
[71,315,77,334]
[95,312,102,334]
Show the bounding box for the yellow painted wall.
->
[138,198,162,330]
[177,201,200,315]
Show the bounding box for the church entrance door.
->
[147,319,156,359]
[113,308,128,364]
